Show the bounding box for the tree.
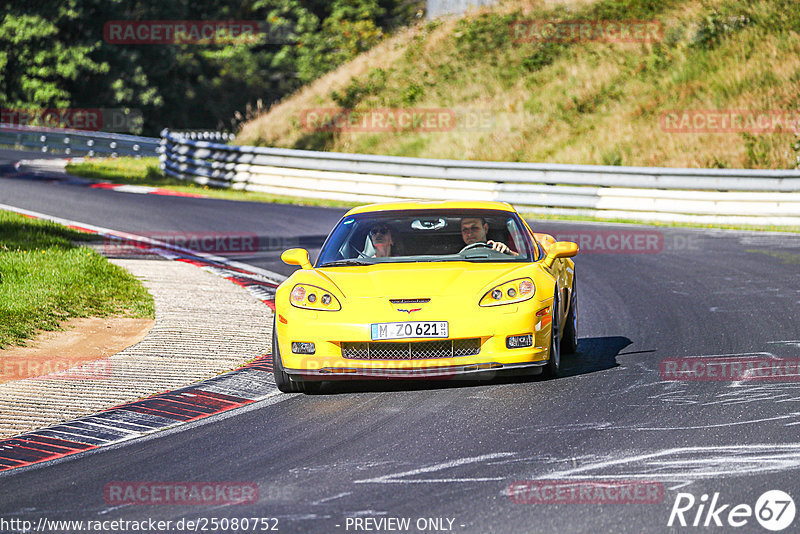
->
[1,0,421,135]
[0,5,107,110]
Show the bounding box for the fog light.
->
[491,289,503,300]
[507,287,517,298]
[292,342,316,354]
[321,294,332,305]
[308,293,317,303]
[506,334,533,349]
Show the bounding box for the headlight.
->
[289,284,341,311]
[479,278,535,307]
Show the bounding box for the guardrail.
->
[169,130,236,142]
[0,123,160,157]
[160,129,800,226]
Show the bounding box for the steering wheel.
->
[459,241,492,254]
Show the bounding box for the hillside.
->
[236,0,800,169]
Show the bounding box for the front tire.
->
[543,290,562,378]
[562,276,578,355]
[272,318,302,393]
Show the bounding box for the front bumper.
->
[285,360,547,380]
[275,297,555,380]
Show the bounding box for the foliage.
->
[690,9,751,50]
[0,0,420,135]
[330,68,388,108]
[0,6,107,110]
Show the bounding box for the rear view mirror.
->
[543,241,578,268]
[411,218,446,231]
[281,248,312,269]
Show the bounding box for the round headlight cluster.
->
[481,278,536,307]
[290,286,306,302]
[289,284,342,311]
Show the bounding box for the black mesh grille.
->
[341,339,481,360]
[453,338,482,356]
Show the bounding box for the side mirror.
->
[281,248,312,270]
[544,241,578,268]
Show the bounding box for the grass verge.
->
[0,210,155,348]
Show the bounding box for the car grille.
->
[341,339,481,360]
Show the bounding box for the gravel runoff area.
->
[0,255,273,439]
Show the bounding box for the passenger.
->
[369,224,394,257]
[460,217,517,255]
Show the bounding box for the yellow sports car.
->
[272,200,578,393]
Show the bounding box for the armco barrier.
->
[160,129,800,226]
[0,123,161,157]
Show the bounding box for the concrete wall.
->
[427,0,498,18]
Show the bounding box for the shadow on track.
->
[306,335,632,395]
[558,335,631,378]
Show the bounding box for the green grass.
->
[0,211,155,348]
[66,158,359,209]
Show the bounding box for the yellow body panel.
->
[274,201,576,379]
[345,200,516,216]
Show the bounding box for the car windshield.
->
[316,209,537,267]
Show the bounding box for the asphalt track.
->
[1,149,800,533]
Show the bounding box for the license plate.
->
[371,321,448,340]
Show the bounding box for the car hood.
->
[318,262,529,299]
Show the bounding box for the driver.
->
[460,217,517,255]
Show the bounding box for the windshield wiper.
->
[319,259,371,267]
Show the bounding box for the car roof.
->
[345,200,517,216]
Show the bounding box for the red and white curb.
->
[0,360,276,472]
[88,182,203,197]
[7,159,204,198]
[0,204,290,473]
